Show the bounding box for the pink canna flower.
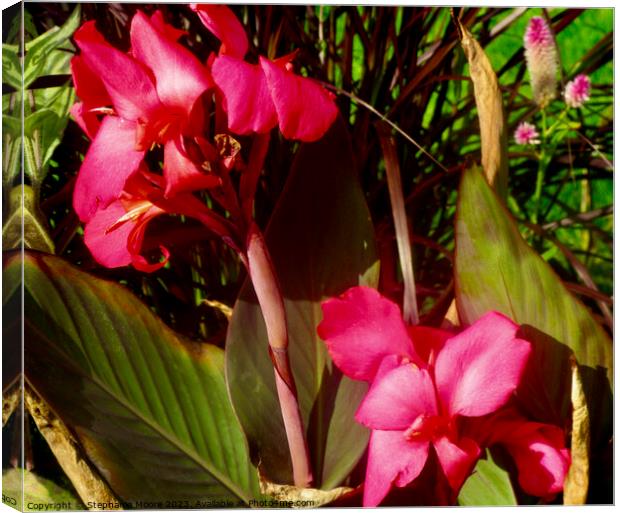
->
[524,16,559,107]
[83,168,232,272]
[190,4,338,142]
[564,74,591,108]
[514,121,540,145]
[317,286,570,506]
[71,11,216,222]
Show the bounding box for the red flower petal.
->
[317,286,419,382]
[70,55,111,110]
[435,311,531,417]
[507,423,570,496]
[355,365,437,430]
[468,411,570,497]
[190,4,248,58]
[260,56,338,142]
[83,201,133,268]
[163,139,221,197]
[130,11,212,114]
[149,10,187,41]
[70,102,100,140]
[211,55,277,135]
[433,436,480,492]
[74,21,162,123]
[363,430,429,507]
[73,116,145,222]
[408,325,453,365]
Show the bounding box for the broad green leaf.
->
[23,6,80,87]
[455,166,612,436]
[226,118,379,488]
[17,252,260,505]
[2,469,83,511]
[458,449,517,505]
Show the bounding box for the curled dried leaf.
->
[259,472,357,508]
[3,381,20,426]
[454,15,508,197]
[564,357,590,505]
[24,386,122,510]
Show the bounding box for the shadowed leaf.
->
[455,166,612,437]
[226,117,378,488]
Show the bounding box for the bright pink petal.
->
[74,21,162,122]
[163,139,222,197]
[83,201,133,268]
[317,286,418,382]
[73,116,145,222]
[211,55,277,135]
[363,430,430,507]
[433,436,480,492]
[435,311,531,417]
[356,365,437,430]
[130,11,212,113]
[260,56,338,142]
[508,424,570,496]
[190,4,248,59]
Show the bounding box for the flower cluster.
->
[70,6,337,271]
[317,286,570,506]
[514,121,540,146]
[564,74,591,108]
[524,16,559,107]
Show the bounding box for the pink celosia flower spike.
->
[564,74,591,108]
[514,121,540,145]
[524,16,559,107]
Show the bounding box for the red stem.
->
[241,133,271,223]
[245,222,313,488]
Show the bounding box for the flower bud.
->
[524,16,559,107]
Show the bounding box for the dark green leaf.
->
[226,118,379,488]
[458,449,517,505]
[19,252,260,505]
[455,166,612,434]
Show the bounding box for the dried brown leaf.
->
[564,358,590,505]
[3,382,20,426]
[25,386,122,510]
[455,17,508,196]
[259,472,356,508]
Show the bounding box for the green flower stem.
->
[245,222,313,488]
[531,108,548,225]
